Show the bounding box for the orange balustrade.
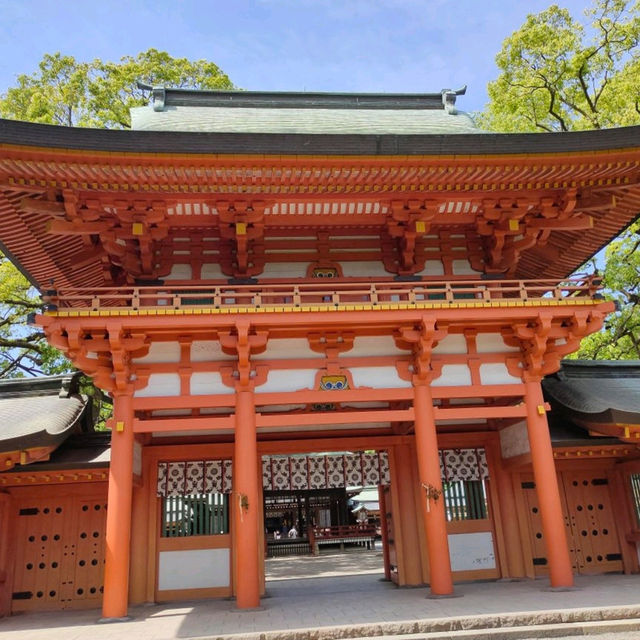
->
[42,275,603,314]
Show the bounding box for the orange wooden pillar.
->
[413,381,453,596]
[378,484,391,581]
[233,388,260,609]
[102,392,135,620]
[524,380,574,588]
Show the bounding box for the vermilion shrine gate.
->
[0,88,640,619]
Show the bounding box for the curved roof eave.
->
[2,117,640,156]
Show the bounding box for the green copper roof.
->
[130,87,478,135]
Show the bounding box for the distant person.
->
[288,524,298,538]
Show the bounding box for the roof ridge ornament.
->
[441,86,467,114]
[137,81,166,111]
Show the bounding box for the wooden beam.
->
[133,415,234,433]
[434,405,529,420]
[256,408,414,428]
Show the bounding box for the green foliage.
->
[570,222,640,359]
[483,1,640,360]
[0,49,235,128]
[0,254,72,376]
[0,49,234,383]
[480,0,640,132]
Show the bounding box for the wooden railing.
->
[41,275,603,313]
[312,524,377,540]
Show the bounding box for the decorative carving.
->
[385,200,439,274]
[217,200,267,277]
[476,190,593,275]
[39,318,149,394]
[503,310,606,381]
[218,320,269,390]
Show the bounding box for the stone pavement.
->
[1,550,640,639]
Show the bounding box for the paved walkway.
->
[1,550,640,639]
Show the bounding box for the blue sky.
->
[0,0,592,113]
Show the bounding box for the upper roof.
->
[130,87,478,135]
[1,87,640,289]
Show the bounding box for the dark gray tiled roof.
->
[0,374,89,454]
[543,360,640,425]
[2,116,640,156]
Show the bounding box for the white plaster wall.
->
[348,336,405,357]
[191,340,236,362]
[252,338,317,360]
[432,334,467,355]
[134,373,180,397]
[350,366,411,389]
[448,532,496,572]
[476,333,520,353]
[191,372,232,395]
[165,264,192,280]
[415,260,445,276]
[132,341,181,364]
[479,363,522,385]
[432,364,472,387]
[261,369,318,392]
[500,420,530,459]
[158,548,230,590]
[260,262,312,278]
[201,263,225,279]
[452,259,480,275]
[340,261,391,277]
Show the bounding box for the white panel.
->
[132,341,181,364]
[350,366,410,389]
[340,261,391,277]
[476,333,520,353]
[432,334,467,355]
[253,338,317,360]
[201,263,225,279]
[135,373,180,397]
[261,369,318,392]
[415,259,445,276]
[448,532,496,572]
[165,264,192,280]
[348,336,405,357]
[432,364,472,387]
[261,262,311,278]
[479,363,521,385]
[158,548,230,590]
[191,340,236,362]
[191,372,232,395]
[452,259,480,275]
[500,420,530,459]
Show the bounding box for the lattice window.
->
[630,474,640,528]
[161,493,228,538]
[442,480,488,521]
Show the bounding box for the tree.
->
[0,256,72,377]
[571,221,640,358]
[0,49,234,128]
[480,0,640,132]
[0,50,234,379]
[481,0,640,359]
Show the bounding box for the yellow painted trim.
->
[45,297,601,318]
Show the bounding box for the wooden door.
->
[520,470,623,576]
[561,471,622,574]
[11,490,107,611]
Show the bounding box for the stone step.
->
[211,605,640,640]
[358,618,640,639]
